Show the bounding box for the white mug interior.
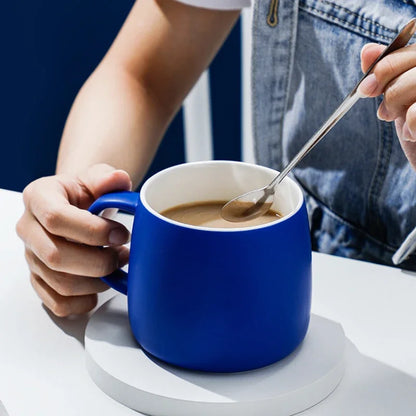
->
[141,161,303,230]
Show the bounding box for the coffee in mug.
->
[161,200,281,228]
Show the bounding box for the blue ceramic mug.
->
[89,161,311,372]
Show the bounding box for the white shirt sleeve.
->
[173,0,251,10]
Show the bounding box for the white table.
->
[1,189,415,415]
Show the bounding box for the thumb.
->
[358,43,385,97]
[77,163,133,202]
[360,43,385,73]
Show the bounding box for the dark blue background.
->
[0,1,241,191]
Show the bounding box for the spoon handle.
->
[268,18,416,191]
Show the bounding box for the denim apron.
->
[252,0,416,270]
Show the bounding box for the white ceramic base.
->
[85,296,346,416]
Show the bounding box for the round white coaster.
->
[85,295,345,416]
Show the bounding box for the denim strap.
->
[252,0,300,171]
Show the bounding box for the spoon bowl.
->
[221,186,274,222]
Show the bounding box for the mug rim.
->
[140,161,304,232]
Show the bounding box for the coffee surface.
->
[161,201,281,228]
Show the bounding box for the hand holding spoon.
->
[221,18,416,222]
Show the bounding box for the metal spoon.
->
[222,18,416,222]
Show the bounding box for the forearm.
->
[56,62,174,189]
[57,0,239,188]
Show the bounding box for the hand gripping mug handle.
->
[88,191,140,295]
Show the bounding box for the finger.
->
[358,43,385,96]
[30,273,98,317]
[73,163,133,207]
[23,213,125,276]
[394,115,416,144]
[35,201,130,246]
[25,248,110,296]
[395,116,416,171]
[361,43,385,73]
[405,102,416,141]
[377,67,416,121]
[395,116,406,140]
[24,173,131,247]
[359,43,416,97]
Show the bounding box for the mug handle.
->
[88,191,140,295]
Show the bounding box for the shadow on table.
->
[43,304,90,347]
[401,269,416,279]
[0,401,9,416]
[149,339,416,414]
[300,340,416,415]
[42,290,120,347]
